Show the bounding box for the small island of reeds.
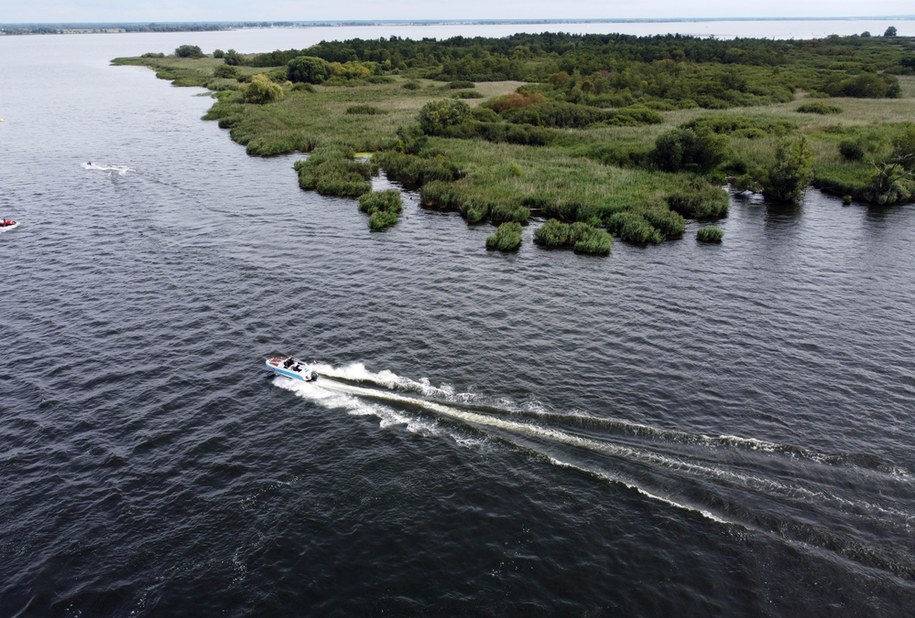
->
[113,32,915,255]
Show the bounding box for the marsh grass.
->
[697,227,724,243]
[359,189,403,230]
[485,222,523,252]
[293,145,374,198]
[533,219,612,255]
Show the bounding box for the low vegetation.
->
[486,222,523,252]
[359,189,403,231]
[113,30,915,253]
[697,227,724,243]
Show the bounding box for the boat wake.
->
[272,362,915,581]
[82,162,135,176]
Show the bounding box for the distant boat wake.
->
[82,161,135,176]
[273,362,915,581]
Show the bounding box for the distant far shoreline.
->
[2,16,914,36]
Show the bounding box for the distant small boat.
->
[0,217,18,232]
[265,356,318,382]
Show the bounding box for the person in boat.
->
[283,358,295,369]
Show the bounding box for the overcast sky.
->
[3,1,913,23]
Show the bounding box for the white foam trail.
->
[276,369,912,530]
[82,162,135,175]
[547,457,735,526]
[276,374,736,522]
[274,377,440,437]
[313,361,464,400]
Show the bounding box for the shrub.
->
[839,140,864,161]
[502,101,609,128]
[418,99,471,135]
[213,64,239,79]
[470,107,501,123]
[402,81,421,90]
[606,105,664,126]
[243,74,284,104]
[287,56,331,84]
[667,181,729,219]
[501,101,662,129]
[346,105,385,115]
[763,136,814,203]
[684,115,796,137]
[441,121,554,146]
[823,73,900,98]
[448,80,475,89]
[453,90,484,99]
[328,60,376,80]
[223,49,243,66]
[486,222,523,252]
[484,92,545,113]
[651,128,728,173]
[697,227,724,243]
[797,102,842,114]
[175,45,204,58]
[213,49,225,58]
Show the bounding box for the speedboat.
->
[266,356,318,382]
[0,217,18,232]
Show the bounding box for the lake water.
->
[1,23,913,616]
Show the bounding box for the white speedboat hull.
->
[0,222,18,233]
[265,356,318,382]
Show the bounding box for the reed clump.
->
[697,227,724,243]
[534,219,612,255]
[485,222,523,252]
[359,189,403,231]
[294,145,374,198]
[666,181,729,219]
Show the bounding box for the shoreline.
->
[5,16,915,36]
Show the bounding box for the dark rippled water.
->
[1,30,914,617]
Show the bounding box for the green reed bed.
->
[359,189,403,231]
[485,222,523,252]
[697,227,725,243]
